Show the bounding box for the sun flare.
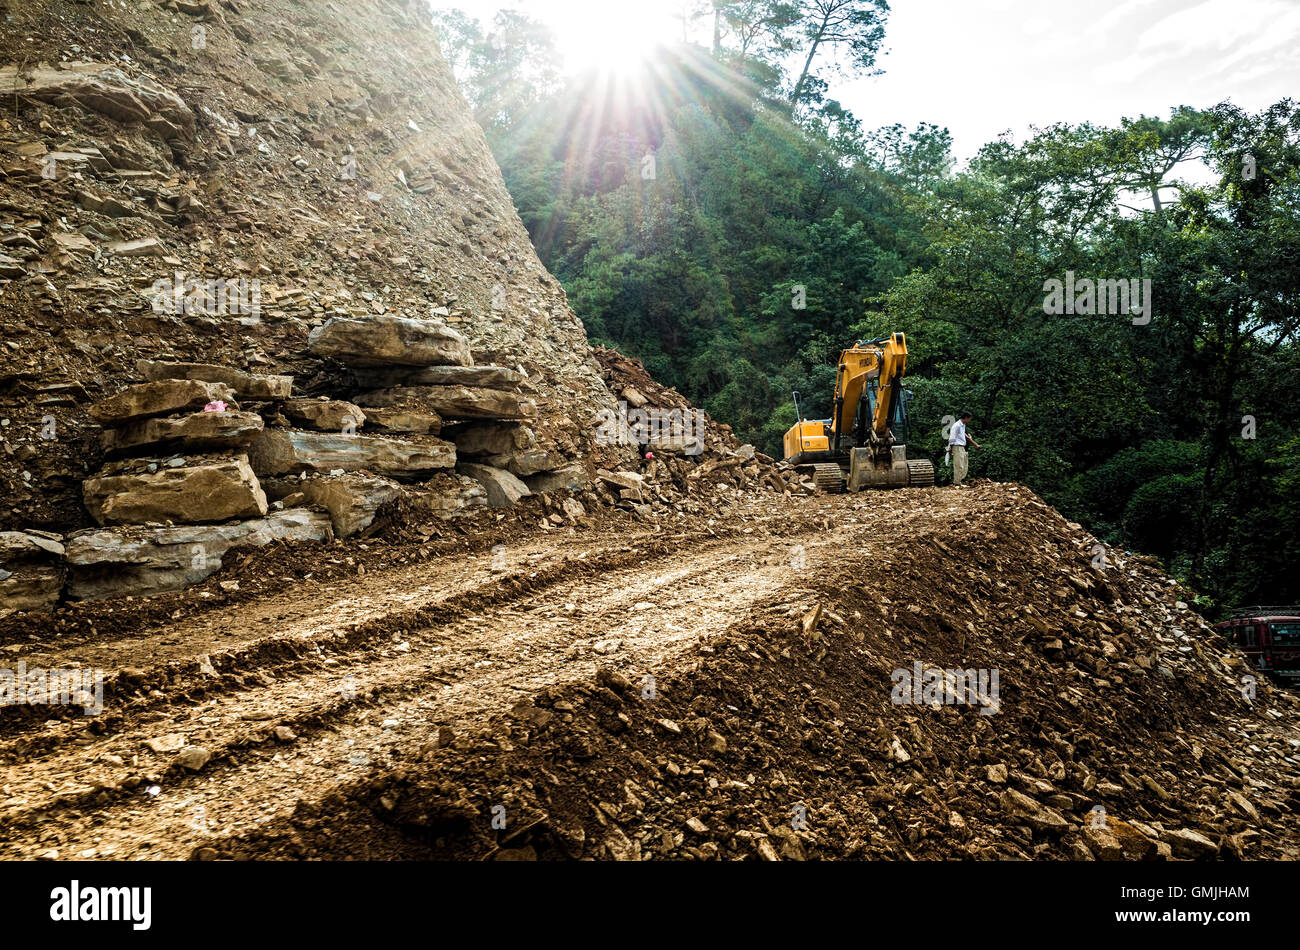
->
[551,0,676,78]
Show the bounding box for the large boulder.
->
[248,429,455,478]
[281,398,366,432]
[598,468,645,493]
[64,509,333,600]
[456,462,531,508]
[0,565,65,616]
[352,364,523,391]
[293,474,402,538]
[100,410,264,455]
[525,463,589,494]
[648,432,704,456]
[486,448,563,478]
[83,454,268,525]
[135,361,293,399]
[0,530,67,616]
[406,474,489,518]
[356,385,527,421]
[0,530,65,561]
[89,380,238,425]
[308,315,472,367]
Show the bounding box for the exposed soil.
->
[2,482,1296,861]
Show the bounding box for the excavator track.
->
[812,463,846,493]
[906,459,935,487]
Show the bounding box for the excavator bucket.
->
[847,446,935,490]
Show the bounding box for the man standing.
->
[947,412,981,487]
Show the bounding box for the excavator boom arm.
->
[830,333,908,450]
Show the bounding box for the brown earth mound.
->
[159,483,1297,862]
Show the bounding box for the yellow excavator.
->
[783,333,934,492]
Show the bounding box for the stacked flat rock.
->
[311,314,528,420]
[201,314,460,533]
[85,372,278,525]
[62,365,338,600]
[251,397,458,535]
[276,314,464,460]
[443,420,564,481]
[64,510,333,600]
[0,530,66,615]
[304,313,568,508]
[135,360,293,399]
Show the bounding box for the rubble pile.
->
[591,346,809,513]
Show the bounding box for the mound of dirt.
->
[192,482,1300,861]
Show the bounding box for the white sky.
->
[434,0,1300,162]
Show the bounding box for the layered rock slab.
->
[308,315,472,368]
[292,474,402,538]
[136,361,293,399]
[247,429,455,478]
[83,454,268,525]
[89,380,238,425]
[456,462,531,507]
[352,364,523,390]
[64,509,333,600]
[281,399,366,432]
[0,530,67,615]
[356,385,526,421]
[362,407,442,435]
[100,410,264,455]
[0,62,196,137]
[525,463,589,494]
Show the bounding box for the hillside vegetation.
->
[437,3,1300,613]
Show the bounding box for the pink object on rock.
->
[203,400,229,412]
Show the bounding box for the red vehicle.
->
[1215,606,1300,682]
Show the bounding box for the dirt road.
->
[0,494,850,858]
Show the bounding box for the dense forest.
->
[433,2,1300,614]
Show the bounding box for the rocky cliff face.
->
[0,0,616,539]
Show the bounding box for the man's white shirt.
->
[949,419,967,448]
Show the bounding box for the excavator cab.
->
[859,381,913,446]
[782,334,933,492]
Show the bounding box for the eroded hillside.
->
[1,0,612,536]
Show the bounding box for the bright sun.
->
[548,0,675,77]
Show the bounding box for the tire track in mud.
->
[0,501,880,859]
